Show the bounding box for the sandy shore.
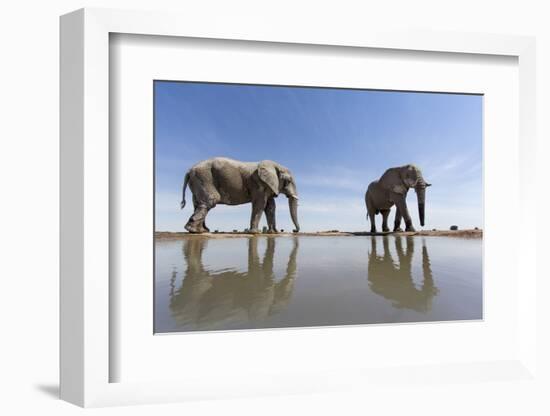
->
[155,229,482,240]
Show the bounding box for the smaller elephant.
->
[365,164,431,233]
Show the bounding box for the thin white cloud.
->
[421,154,481,182]
[298,199,364,214]
[296,165,377,193]
[298,175,365,192]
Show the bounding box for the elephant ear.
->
[391,183,407,194]
[399,165,420,189]
[257,160,280,195]
[380,167,407,194]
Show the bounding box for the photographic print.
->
[154,81,483,333]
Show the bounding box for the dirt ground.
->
[155,228,483,240]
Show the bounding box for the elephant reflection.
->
[170,237,298,330]
[368,236,438,313]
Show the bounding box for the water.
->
[154,235,482,333]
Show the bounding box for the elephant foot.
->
[248,228,260,234]
[185,223,205,234]
[393,227,403,232]
[267,228,278,234]
[382,227,390,232]
[370,228,377,233]
[405,226,416,232]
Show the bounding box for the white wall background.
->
[0,1,548,415]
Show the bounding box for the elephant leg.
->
[265,197,277,232]
[185,204,209,233]
[202,217,211,232]
[250,196,267,233]
[192,196,210,232]
[186,179,219,233]
[187,198,216,233]
[381,209,391,232]
[369,211,377,233]
[394,197,415,232]
[366,199,377,233]
[201,203,215,233]
[394,208,403,232]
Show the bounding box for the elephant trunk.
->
[288,197,300,233]
[415,185,426,227]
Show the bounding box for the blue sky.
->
[155,81,482,232]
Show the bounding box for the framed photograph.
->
[60,8,538,407]
[153,80,483,334]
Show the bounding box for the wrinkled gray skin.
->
[365,164,431,233]
[181,157,300,234]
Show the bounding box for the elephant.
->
[365,164,431,233]
[169,236,299,330]
[367,236,438,313]
[180,157,300,234]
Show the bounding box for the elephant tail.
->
[180,172,190,210]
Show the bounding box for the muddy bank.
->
[155,229,482,240]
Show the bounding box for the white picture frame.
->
[60,7,537,407]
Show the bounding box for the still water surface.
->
[154,236,482,333]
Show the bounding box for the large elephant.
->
[365,164,431,233]
[180,157,300,234]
